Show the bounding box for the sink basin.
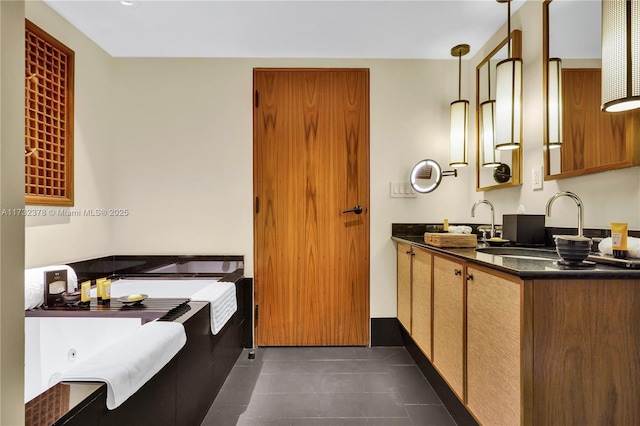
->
[475,247,559,261]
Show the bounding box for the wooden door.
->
[253,68,370,346]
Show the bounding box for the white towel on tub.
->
[60,321,186,410]
[190,281,237,334]
[25,265,78,310]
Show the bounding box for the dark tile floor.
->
[201,347,457,426]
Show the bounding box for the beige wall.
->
[25,0,115,268]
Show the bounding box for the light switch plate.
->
[532,165,543,190]
[390,182,417,198]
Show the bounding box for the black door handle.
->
[342,205,363,215]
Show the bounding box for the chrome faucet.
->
[545,191,584,237]
[471,200,495,238]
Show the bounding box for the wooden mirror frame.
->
[475,29,523,192]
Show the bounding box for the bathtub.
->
[26,279,220,403]
[90,278,220,299]
[25,317,143,403]
[24,277,246,425]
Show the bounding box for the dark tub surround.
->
[392,224,640,425]
[25,383,103,426]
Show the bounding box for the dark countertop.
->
[392,235,640,279]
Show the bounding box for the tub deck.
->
[25,297,191,322]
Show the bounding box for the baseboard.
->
[370,317,405,346]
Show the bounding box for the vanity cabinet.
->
[466,265,521,426]
[395,238,640,425]
[412,248,432,358]
[397,242,412,332]
[396,243,433,358]
[432,255,465,399]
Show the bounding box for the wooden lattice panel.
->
[25,20,74,206]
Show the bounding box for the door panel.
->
[254,69,369,346]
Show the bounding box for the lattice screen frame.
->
[25,20,74,206]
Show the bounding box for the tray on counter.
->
[424,232,477,248]
[587,254,640,269]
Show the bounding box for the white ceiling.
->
[42,0,527,59]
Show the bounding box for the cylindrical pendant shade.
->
[495,58,522,150]
[450,100,469,167]
[602,0,640,112]
[480,100,500,167]
[548,58,563,148]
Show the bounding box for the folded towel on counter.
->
[448,225,472,234]
[190,281,237,335]
[60,321,186,410]
[598,236,640,258]
[25,265,78,310]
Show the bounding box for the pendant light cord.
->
[458,53,462,99]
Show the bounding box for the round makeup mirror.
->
[409,159,458,194]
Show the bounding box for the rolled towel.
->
[448,225,472,234]
[60,321,186,410]
[25,265,78,310]
[598,236,640,258]
[190,282,237,335]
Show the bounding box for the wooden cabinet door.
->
[397,242,412,332]
[466,266,521,425]
[432,255,464,399]
[411,247,432,360]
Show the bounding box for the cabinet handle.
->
[406,250,411,255]
[454,269,462,276]
[466,273,474,281]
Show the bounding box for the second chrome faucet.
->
[545,191,584,237]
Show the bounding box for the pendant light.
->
[547,58,563,148]
[449,44,470,168]
[480,61,501,167]
[495,0,522,151]
[601,0,640,112]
